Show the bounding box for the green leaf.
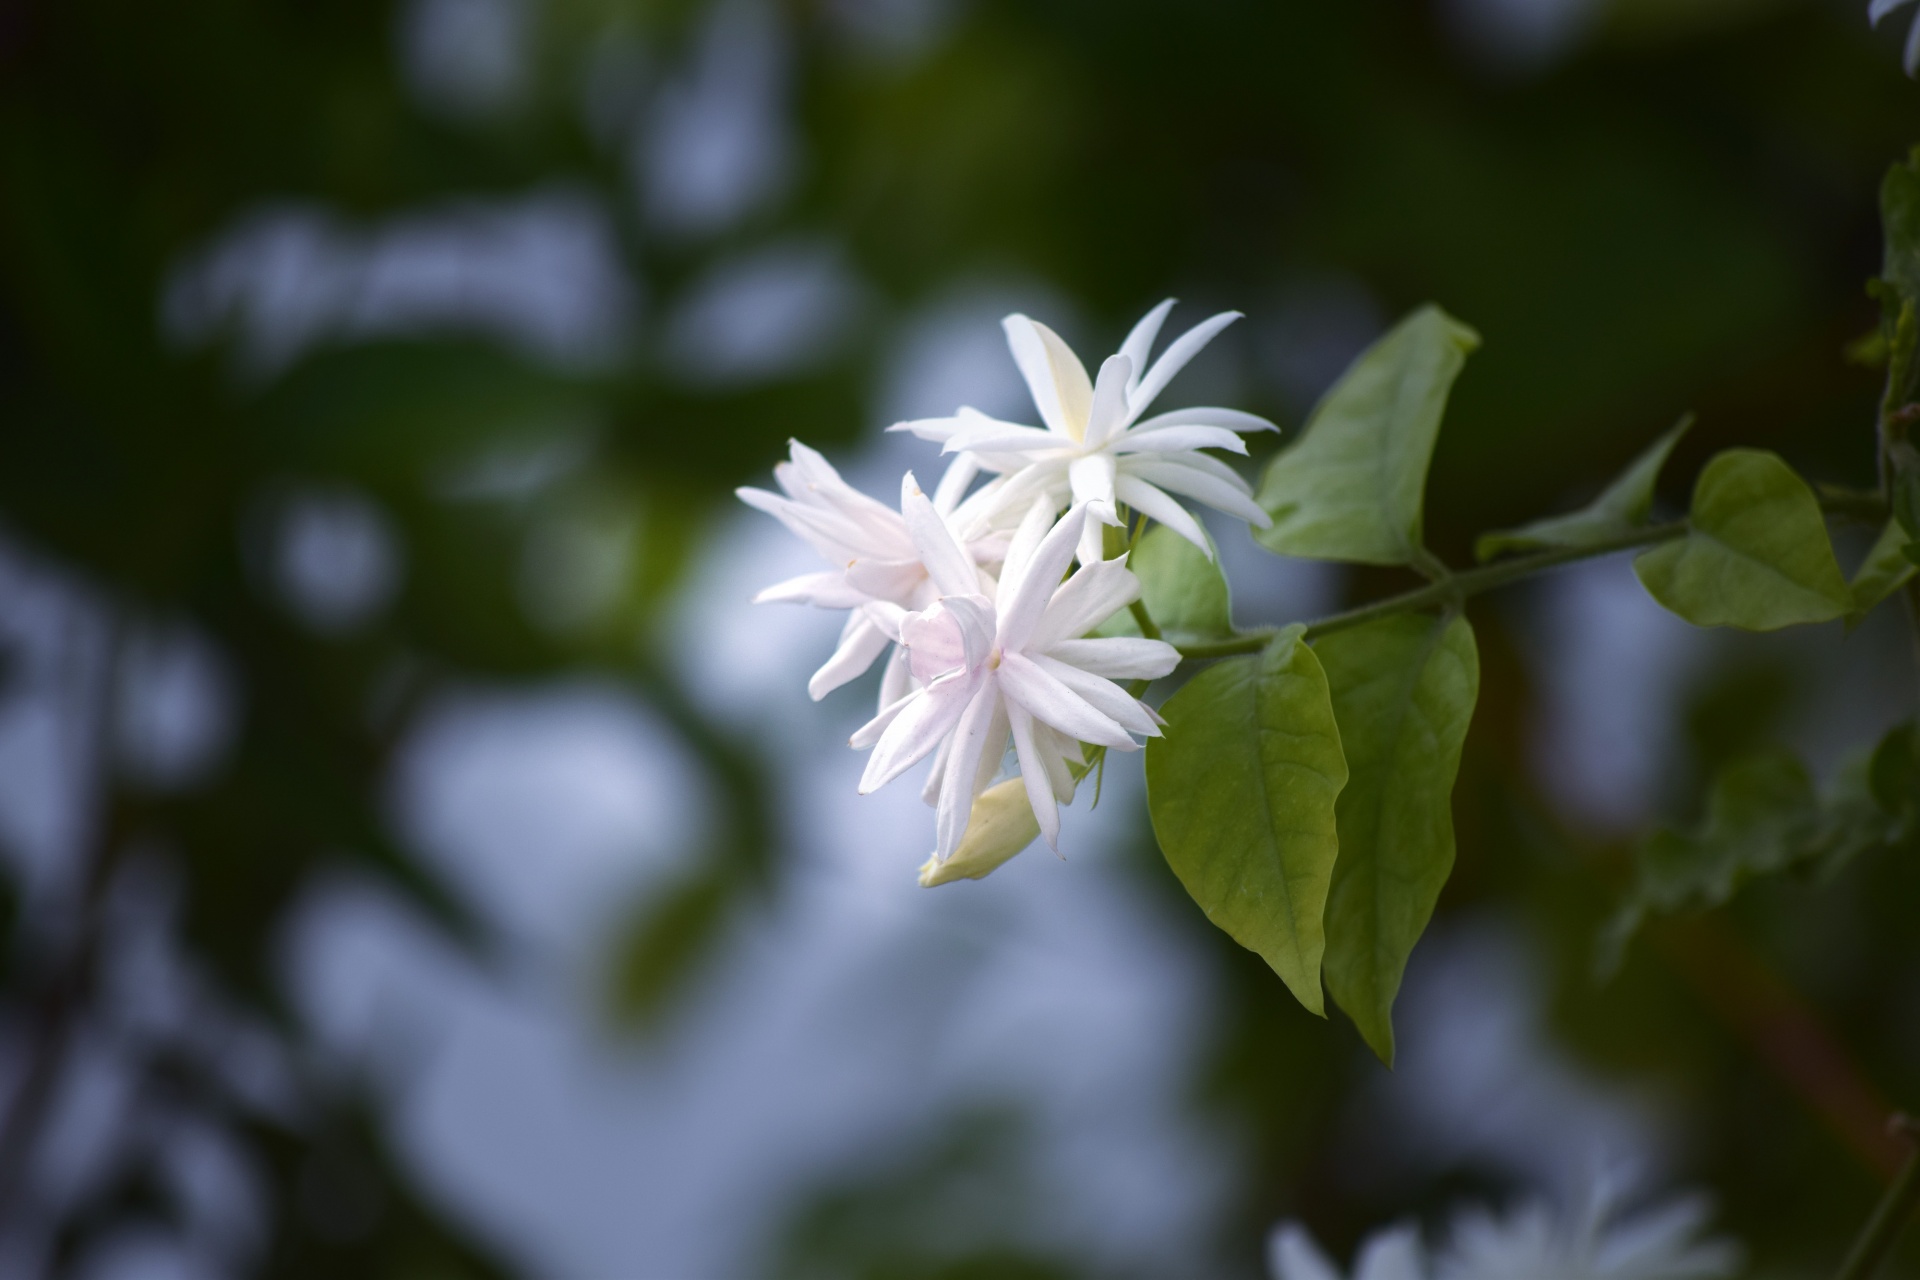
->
[1632,449,1850,630]
[1146,625,1348,1015]
[1848,518,1917,629]
[1595,735,1916,978]
[1474,415,1690,561]
[1314,614,1479,1063]
[1098,524,1233,642]
[1256,306,1481,566]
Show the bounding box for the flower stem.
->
[1834,1115,1920,1280]
[1175,520,1688,660]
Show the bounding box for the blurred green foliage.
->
[2,0,1919,1273]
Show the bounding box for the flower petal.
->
[997,650,1137,749]
[1118,299,1176,399]
[998,506,1088,652]
[1031,720,1082,802]
[1042,636,1181,680]
[1006,702,1061,849]
[1871,0,1910,24]
[931,452,982,514]
[858,673,977,793]
[1111,425,1250,456]
[877,643,913,714]
[752,570,869,609]
[1004,314,1094,440]
[994,497,1059,614]
[1083,353,1134,447]
[900,472,981,597]
[1131,405,1279,435]
[935,681,1005,858]
[1125,310,1240,424]
[1124,456,1272,528]
[809,612,893,700]
[1112,474,1211,556]
[1030,654,1159,737]
[1030,558,1141,650]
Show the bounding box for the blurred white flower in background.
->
[1871,0,1920,75]
[1271,1178,1741,1280]
[891,299,1277,565]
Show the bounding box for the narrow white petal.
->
[920,732,953,808]
[1118,299,1176,398]
[935,682,1004,858]
[1004,315,1080,438]
[1906,9,1920,73]
[851,689,914,750]
[1068,452,1119,514]
[887,415,966,441]
[844,558,928,604]
[1043,636,1182,680]
[858,674,976,793]
[752,570,868,609]
[941,424,1067,456]
[1083,354,1133,447]
[1124,456,1272,528]
[1077,516,1107,568]
[1031,720,1081,802]
[932,453,981,514]
[1125,310,1240,424]
[1006,703,1061,849]
[1031,654,1159,736]
[1871,0,1910,24]
[1127,449,1245,487]
[998,506,1088,652]
[997,651,1137,749]
[1031,558,1141,649]
[780,440,901,524]
[1112,475,1211,556]
[809,613,892,700]
[736,486,858,563]
[1111,425,1250,456]
[1352,1224,1425,1280]
[900,472,981,597]
[878,644,913,715]
[994,497,1058,615]
[1131,405,1279,434]
[1267,1225,1343,1280]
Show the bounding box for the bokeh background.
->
[3,0,1920,1275]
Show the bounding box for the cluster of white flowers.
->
[1269,1180,1742,1280]
[738,302,1275,881]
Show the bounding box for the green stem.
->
[1834,1116,1920,1280]
[1176,520,1688,660]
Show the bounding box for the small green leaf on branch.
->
[1256,306,1480,567]
[1475,416,1690,562]
[1316,614,1479,1064]
[1633,449,1851,631]
[1146,625,1347,1016]
[1849,518,1918,628]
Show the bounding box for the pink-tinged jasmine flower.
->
[735,441,1004,709]
[891,300,1277,566]
[851,498,1179,866]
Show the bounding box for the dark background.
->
[2,0,1918,1275]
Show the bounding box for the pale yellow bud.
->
[917,778,1041,887]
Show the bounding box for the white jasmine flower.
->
[1435,1184,1740,1280]
[1270,1221,1426,1280]
[1872,0,1920,75]
[891,299,1278,566]
[1270,1182,1740,1280]
[851,498,1179,862]
[736,441,1003,708]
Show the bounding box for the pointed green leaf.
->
[1315,614,1479,1064]
[1256,306,1481,566]
[1632,449,1850,631]
[1474,416,1690,561]
[1098,524,1233,642]
[1146,625,1348,1015]
[1848,518,1917,629]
